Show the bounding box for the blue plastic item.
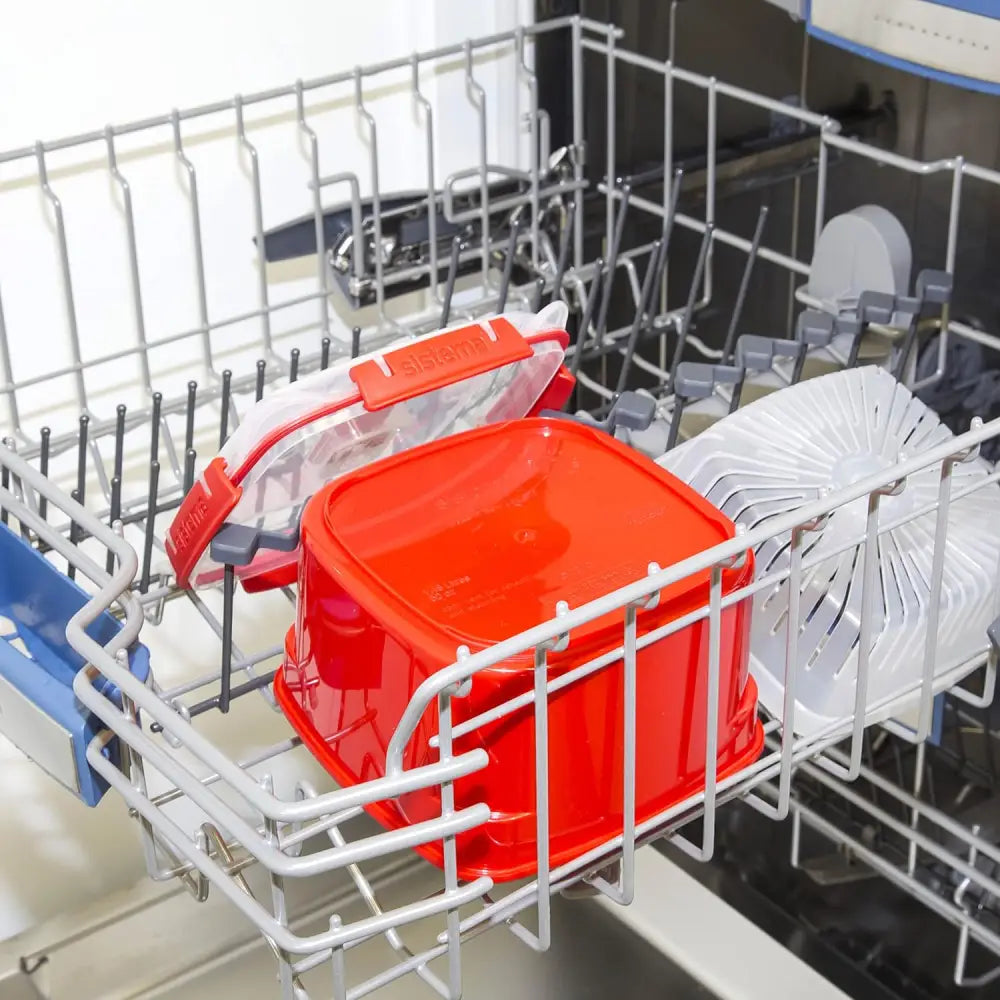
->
[808,1,1000,96]
[0,522,151,806]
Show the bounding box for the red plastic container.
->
[276,418,762,882]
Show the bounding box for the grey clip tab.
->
[610,391,657,433]
[209,520,301,567]
[834,314,862,339]
[857,290,896,326]
[796,310,835,348]
[735,334,804,373]
[673,361,742,399]
[915,268,953,306]
[539,390,657,438]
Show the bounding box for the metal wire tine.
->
[35,142,87,411]
[532,276,545,313]
[234,95,273,359]
[321,336,331,370]
[657,168,683,267]
[106,475,122,575]
[532,641,552,949]
[289,348,300,383]
[652,171,682,380]
[916,456,956,742]
[329,915,347,1000]
[0,284,21,435]
[255,359,267,402]
[169,110,213,373]
[38,427,50,520]
[183,447,196,496]
[464,40,490,286]
[111,403,127,481]
[184,380,198,455]
[74,413,89,508]
[440,237,462,328]
[906,741,926,877]
[665,393,686,453]
[67,488,81,580]
[595,183,631,337]
[411,53,440,304]
[149,391,162,464]
[615,238,662,395]
[0,459,8,527]
[551,201,575,306]
[219,370,232,448]
[669,223,714,384]
[673,561,725,862]
[497,217,520,313]
[604,28,618,267]
[721,204,769,364]
[220,563,236,713]
[351,326,362,360]
[516,27,541,270]
[140,460,160,593]
[105,126,152,389]
[569,257,604,379]
[295,80,330,341]
[438,689,463,998]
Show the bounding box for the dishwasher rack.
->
[3,14,1000,999]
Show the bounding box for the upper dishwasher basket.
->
[1,10,1000,1000]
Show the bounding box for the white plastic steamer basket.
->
[661,366,1000,736]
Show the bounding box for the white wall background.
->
[0,0,533,943]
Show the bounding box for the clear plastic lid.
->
[167,304,571,588]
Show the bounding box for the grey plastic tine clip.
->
[209,520,301,567]
[846,290,896,368]
[667,361,742,451]
[734,334,807,405]
[894,268,954,380]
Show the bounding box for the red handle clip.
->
[349,317,532,411]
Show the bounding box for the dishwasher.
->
[1,1,1000,997]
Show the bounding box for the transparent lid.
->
[167,304,570,588]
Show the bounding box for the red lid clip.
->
[349,317,533,411]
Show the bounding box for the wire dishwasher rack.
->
[3,14,1000,999]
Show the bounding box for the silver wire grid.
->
[2,14,1000,998]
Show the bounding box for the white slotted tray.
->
[661,366,1000,735]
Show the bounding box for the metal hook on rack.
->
[165,111,215,378]
[353,66,388,331]
[295,80,330,343]
[234,96,274,361]
[35,142,87,415]
[105,127,154,391]
[464,39,490,287]
[410,53,440,304]
[516,27,541,271]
